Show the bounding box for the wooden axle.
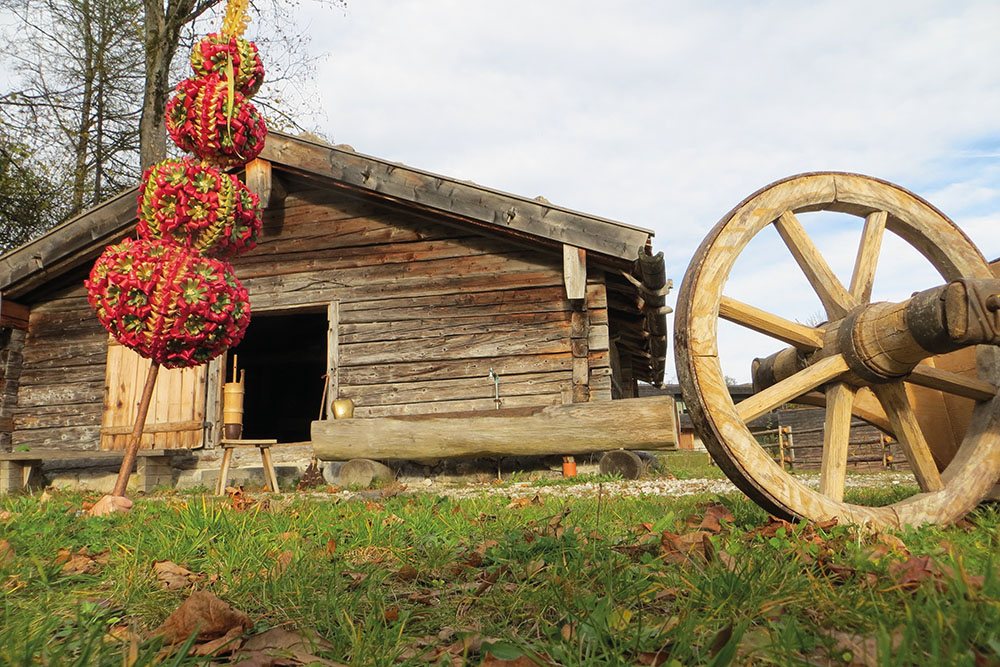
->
[753,278,1000,391]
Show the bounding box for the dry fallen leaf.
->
[0,510,13,522]
[0,539,14,565]
[231,626,344,666]
[383,605,400,622]
[153,560,200,590]
[269,550,294,579]
[382,513,404,527]
[396,564,419,581]
[818,627,902,667]
[56,547,108,575]
[506,495,543,509]
[153,590,252,651]
[698,504,734,533]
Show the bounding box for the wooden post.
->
[112,360,160,496]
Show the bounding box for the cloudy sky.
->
[280,1,1000,382]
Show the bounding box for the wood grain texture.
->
[719,297,824,350]
[849,211,887,303]
[675,172,1000,528]
[736,354,848,423]
[774,211,857,319]
[819,382,856,501]
[312,395,676,460]
[872,381,944,492]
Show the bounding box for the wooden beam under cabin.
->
[311,395,677,460]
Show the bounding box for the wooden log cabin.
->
[0,132,670,461]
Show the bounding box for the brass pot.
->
[332,398,355,419]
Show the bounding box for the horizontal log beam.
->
[312,395,677,460]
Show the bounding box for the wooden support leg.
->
[137,456,173,493]
[216,447,234,495]
[260,446,279,492]
[0,460,25,494]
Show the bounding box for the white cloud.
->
[285,0,1000,381]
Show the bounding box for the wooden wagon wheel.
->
[674,172,1000,527]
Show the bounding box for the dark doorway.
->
[227,311,328,443]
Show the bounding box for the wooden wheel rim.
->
[674,172,1000,527]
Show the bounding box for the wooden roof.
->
[0,131,655,298]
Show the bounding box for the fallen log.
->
[311,395,677,461]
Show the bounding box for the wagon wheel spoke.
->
[737,354,849,423]
[871,381,944,492]
[848,211,887,303]
[906,364,997,402]
[774,211,858,319]
[819,382,856,501]
[719,296,824,351]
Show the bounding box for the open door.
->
[223,307,332,443]
[100,337,207,450]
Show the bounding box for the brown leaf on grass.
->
[56,547,108,575]
[698,504,734,533]
[637,649,673,665]
[324,538,337,559]
[341,571,368,587]
[364,501,385,512]
[0,539,13,565]
[153,560,201,590]
[543,508,571,538]
[378,483,407,499]
[153,590,252,650]
[819,628,903,667]
[268,550,294,579]
[226,486,258,512]
[383,605,400,622]
[474,540,499,555]
[396,564,419,581]
[231,627,344,666]
[0,510,13,522]
[382,513,404,527]
[889,555,939,591]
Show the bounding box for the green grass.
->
[1,486,998,665]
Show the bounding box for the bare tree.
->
[0,0,144,215]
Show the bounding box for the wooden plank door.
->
[100,338,207,450]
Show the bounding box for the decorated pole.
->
[87,0,266,512]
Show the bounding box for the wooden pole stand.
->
[111,360,160,497]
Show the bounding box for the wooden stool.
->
[216,439,279,494]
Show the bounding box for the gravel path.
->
[332,471,917,502]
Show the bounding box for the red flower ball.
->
[137,158,261,259]
[190,33,264,97]
[166,75,267,167]
[86,238,251,368]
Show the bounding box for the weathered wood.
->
[339,285,571,323]
[719,296,824,350]
[341,323,569,367]
[339,310,570,345]
[345,371,572,407]
[819,382,855,501]
[774,210,857,319]
[736,355,849,423]
[260,133,652,262]
[354,392,567,418]
[312,395,677,460]
[0,299,30,330]
[849,211,887,303]
[327,300,339,416]
[599,450,645,479]
[675,171,1000,528]
[872,381,944,492]
[563,244,587,302]
[340,353,573,386]
[244,158,287,209]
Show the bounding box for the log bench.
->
[0,449,185,494]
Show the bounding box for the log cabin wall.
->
[10,275,108,450]
[234,176,611,419]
